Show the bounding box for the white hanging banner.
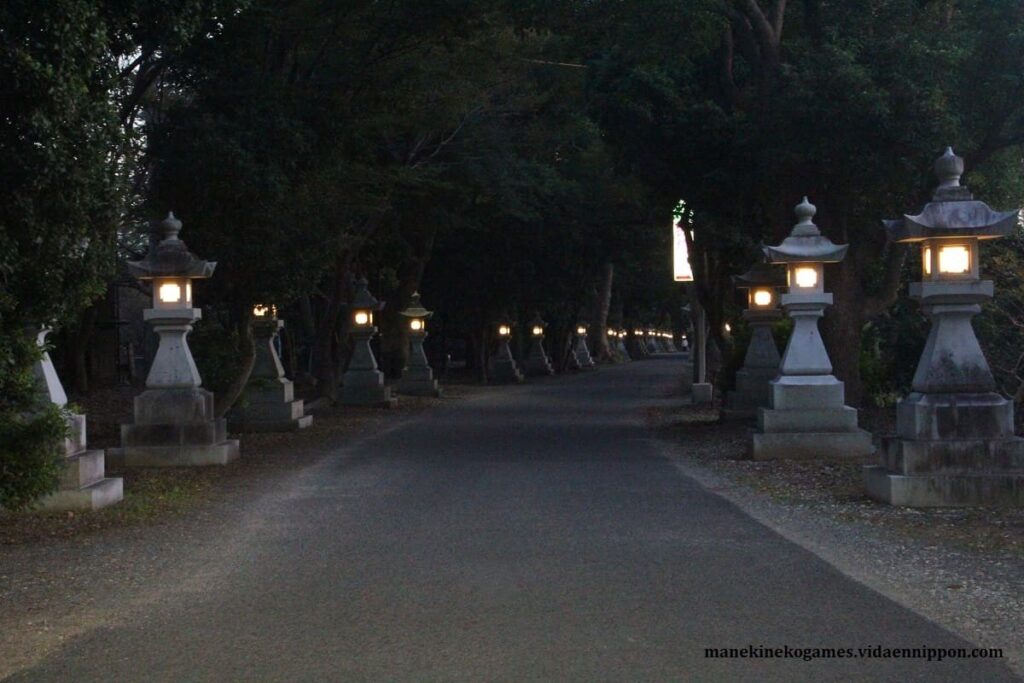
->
[673,202,694,282]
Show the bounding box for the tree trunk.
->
[215,315,255,417]
[822,260,866,405]
[312,251,354,400]
[593,262,614,361]
[69,305,98,394]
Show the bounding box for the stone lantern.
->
[341,277,396,407]
[751,198,873,460]
[489,315,524,384]
[228,305,312,432]
[629,328,648,359]
[522,313,554,377]
[396,292,441,396]
[612,329,631,363]
[29,328,123,510]
[572,322,596,370]
[110,213,239,467]
[645,329,660,355]
[723,263,784,418]
[866,148,1024,505]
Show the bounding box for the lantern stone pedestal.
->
[110,310,240,467]
[489,337,523,384]
[645,336,660,354]
[398,328,441,397]
[341,326,397,407]
[752,200,873,461]
[865,149,1024,506]
[523,336,554,377]
[628,335,648,359]
[29,329,123,511]
[725,310,781,418]
[573,332,596,370]
[613,336,631,362]
[229,318,312,432]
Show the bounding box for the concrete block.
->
[751,430,874,461]
[770,376,845,410]
[758,406,860,433]
[865,466,1024,507]
[692,383,713,404]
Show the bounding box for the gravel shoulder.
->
[646,389,1024,677]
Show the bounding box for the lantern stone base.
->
[692,383,713,404]
[723,367,778,418]
[397,365,442,397]
[35,413,123,512]
[865,392,1024,506]
[109,389,240,467]
[341,369,397,407]
[228,379,312,432]
[751,375,874,461]
[573,341,596,370]
[490,359,524,384]
[522,351,554,377]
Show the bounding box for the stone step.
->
[880,436,1024,475]
[59,449,106,489]
[107,439,240,467]
[864,466,1024,507]
[758,406,860,433]
[229,414,313,433]
[751,430,875,461]
[37,477,124,512]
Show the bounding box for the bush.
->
[0,330,66,510]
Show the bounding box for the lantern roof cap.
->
[349,277,384,311]
[884,147,1019,242]
[126,213,217,280]
[763,197,849,264]
[399,292,432,319]
[529,312,547,328]
[733,261,786,289]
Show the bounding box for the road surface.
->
[8,356,1017,681]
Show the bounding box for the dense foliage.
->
[4,0,1024,503]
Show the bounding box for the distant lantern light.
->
[410,318,424,331]
[724,323,732,333]
[498,324,511,337]
[532,325,544,337]
[354,311,370,326]
[576,325,587,335]
[253,304,271,318]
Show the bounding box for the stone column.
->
[341,324,397,406]
[398,325,441,396]
[523,334,554,377]
[229,318,312,431]
[489,335,524,384]
[724,308,781,417]
[28,328,123,511]
[573,331,596,370]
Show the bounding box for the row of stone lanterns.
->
[720,148,1022,506]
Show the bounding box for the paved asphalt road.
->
[10,356,1018,682]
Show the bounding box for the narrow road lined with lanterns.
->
[9,356,1017,682]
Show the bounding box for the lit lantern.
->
[341,277,395,406]
[397,292,440,397]
[399,291,432,334]
[523,313,554,376]
[530,313,546,338]
[491,313,524,383]
[252,304,277,318]
[349,277,382,329]
[576,324,588,336]
[572,320,596,369]
[866,146,1023,506]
